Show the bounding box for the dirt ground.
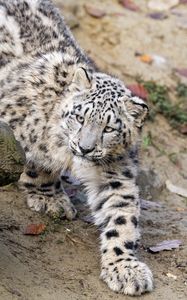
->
[0,0,187,299]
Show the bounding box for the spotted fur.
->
[0,0,153,295]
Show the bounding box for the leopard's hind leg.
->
[19,162,77,220]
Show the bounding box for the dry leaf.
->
[127,84,148,100]
[180,124,187,134]
[175,68,187,77]
[119,0,140,11]
[23,223,46,235]
[139,54,153,64]
[166,180,187,197]
[149,240,182,253]
[148,12,168,20]
[175,207,187,212]
[84,5,106,18]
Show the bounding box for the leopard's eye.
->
[104,126,115,133]
[76,115,84,124]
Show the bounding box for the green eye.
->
[104,126,115,133]
[76,115,84,124]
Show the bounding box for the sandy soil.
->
[0,1,187,299]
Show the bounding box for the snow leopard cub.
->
[0,0,153,295]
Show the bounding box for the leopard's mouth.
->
[70,146,103,161]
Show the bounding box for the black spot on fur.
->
[38,187,52,192]
[62,71,67,78]
[52,31,58,38]
[131,216,138,227]
[34,118,39,125]
[116,155,123,161]
[39,144,48,153]
[113,247,124,256]
[29,134,37,144]
[112,201,129,208]
[11,111,16,116]
[41,182,54,188]
[128,147,139,164]
[110,181,122,189]
[56,140,63,147]
[95,197,108,211]
[45,169,52,175]
[55,181,61,190]
[115,258,124,263]
[124,241,134,250]
[24,146,29,152]
[24,182,36,188]
[20,134,25,140]
[115,216,126,225]
[103,249,107,254]
[134,243,138,250]
[135,283,140,292]
[122,169,134,179]
[61,175,72,183]
[129,147,137,157]
[125,258,132,261]
[122,195,135,200]
[31,135,37,143]
[107,115,111,124]
[106,229,119,239]
[28,190,36,195]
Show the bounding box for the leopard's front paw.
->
[101,259,153,296]
[27,194,77,220]
[50,195,77,220]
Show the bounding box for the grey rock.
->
[137,168,164,200]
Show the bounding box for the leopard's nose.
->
[79,145,95,155]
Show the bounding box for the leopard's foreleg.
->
[19,162,76,220]
[86,167,153,295]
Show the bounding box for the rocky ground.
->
[0,0,187,299]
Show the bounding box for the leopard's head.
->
[60,68,148,163]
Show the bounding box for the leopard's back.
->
[0,0,94,170]
[0,0,89,70]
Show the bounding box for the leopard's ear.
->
[70,67,92,92]
[125,96,149,128]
